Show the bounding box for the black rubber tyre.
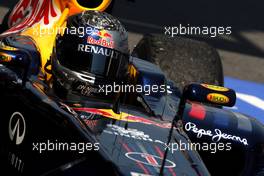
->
[132,34,224,91]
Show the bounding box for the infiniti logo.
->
[9,112,26,145]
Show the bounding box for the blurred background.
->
[0,0,263,121]
[110,0,264,122]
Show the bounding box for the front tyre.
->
[132,34,224,91]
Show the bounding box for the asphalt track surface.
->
[111,1,264,84]
[1,0,264,84]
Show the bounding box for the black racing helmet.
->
[52,11,129,98]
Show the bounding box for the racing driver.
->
[0,10,152,113]
[51,11,130,101]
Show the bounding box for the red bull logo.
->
[87,29,114,48]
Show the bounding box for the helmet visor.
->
[57,44,128,80]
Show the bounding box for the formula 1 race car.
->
[0,0,264,176]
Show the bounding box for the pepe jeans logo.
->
[185,122,248,146]
[9,112,26,145]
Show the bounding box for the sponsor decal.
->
[73,108,171,129]
[82,119,100,130]
[9,112,26,145]
[207,93,229,104]
[87,28,114,48]
[74,108,115,118]
[78,44,119,59]
[125,152,176,168]
[72,109,101,130]
[103,124,165,145]
[130,172,153,176]
[6,0,59,34]
[73,81,98,96]
[8,112,26,173]
[8,152,25,173]
[202,84,229,92]
[185,122,248,145]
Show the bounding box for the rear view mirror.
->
[0,46,30,66]
[182,83,236,107]
[0,45,31,86]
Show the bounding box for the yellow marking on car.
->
[202,84,229,92]
[0,52,12,62]
[19,0,112,81]
[128,64,138,79]
[207,93,230,104]
[0,45,18,51]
